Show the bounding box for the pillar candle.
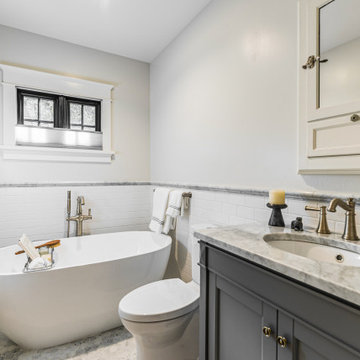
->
[269,190,285,205]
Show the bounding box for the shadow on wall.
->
[301,174,360,194]
[163,209,192,282]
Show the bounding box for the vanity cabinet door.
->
[278,312,360,360]
[204,273,277,360]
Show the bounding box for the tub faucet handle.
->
[88,209,92,216]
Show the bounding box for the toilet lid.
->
[119,279,199,323]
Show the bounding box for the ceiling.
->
[0,0,212,62]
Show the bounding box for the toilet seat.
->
[119,278,199,323]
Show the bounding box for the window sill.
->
[0,145,114,163]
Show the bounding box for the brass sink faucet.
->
[66,191,93,237]
[304,205,331,235]
[328,198,359,241]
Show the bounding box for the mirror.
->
[319,0,360,108]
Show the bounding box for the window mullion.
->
[58,96,66,129]
[81,105,84,130]
[37,97,40,126]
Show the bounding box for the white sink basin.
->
[264,234,360,267]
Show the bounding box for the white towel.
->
[149,188,171,233]
[18,234,40,261]
[28,257,50,270]
[163,190,184,234]
[166,190,183,218]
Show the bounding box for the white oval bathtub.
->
[0,231,171,349]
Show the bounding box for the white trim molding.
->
[0,64,114,163]
[0,145,114,163]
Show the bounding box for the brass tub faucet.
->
[328,198,359,241]
[66,191,93,237]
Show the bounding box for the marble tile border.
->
[0,181,358,203]
[0,182,151,188]
[151,182,360,203]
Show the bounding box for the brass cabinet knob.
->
[277,336,288,348]
[262,326,272,338]
[351,114,360,122]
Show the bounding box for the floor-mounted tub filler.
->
[0,231,171,349]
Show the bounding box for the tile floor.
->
[0,327,136,360]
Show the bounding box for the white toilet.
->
[118,232,201,360]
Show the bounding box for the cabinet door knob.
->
[262,326,272,338]
[277,336,288,348]
[351,114,360,122]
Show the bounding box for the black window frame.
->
[17,88,101,132]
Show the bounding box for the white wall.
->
[0,25,150,183]
[150,0,360,194]
[166,186,360,281]
[0,185,152,247]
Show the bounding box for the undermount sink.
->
[263,234,360,267]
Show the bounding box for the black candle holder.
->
[266,203,287,227]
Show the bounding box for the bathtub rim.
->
[0,231,172,276]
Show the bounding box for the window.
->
[68,99,99,132]
[0,64,113,162]
[17,89,101,132]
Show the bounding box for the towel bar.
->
[152,189,192,198]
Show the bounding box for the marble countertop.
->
[194,222,360,306]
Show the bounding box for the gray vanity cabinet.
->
[199,242,360,360]
[277,312,359,360]
[206,272,277,360]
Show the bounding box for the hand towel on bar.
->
[149,188,171,233]
[163,216,177,234]
[166,190,183,218]
[163,190,184,234]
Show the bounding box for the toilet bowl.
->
[118,278,199,360]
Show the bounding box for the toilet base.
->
[123,309,199,360]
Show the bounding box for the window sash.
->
[17,89,101,132]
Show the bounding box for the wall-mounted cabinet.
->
[299,0,360,174]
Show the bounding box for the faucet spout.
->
[328,198,359,241]
[328,198,352,213]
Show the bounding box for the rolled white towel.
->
[28,257,50,270]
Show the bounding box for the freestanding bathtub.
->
[0,231,172,349]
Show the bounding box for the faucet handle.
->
[305,205,331,234]
[348,198,356,206]
[88,209,92,216]
[305,205,322,212]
